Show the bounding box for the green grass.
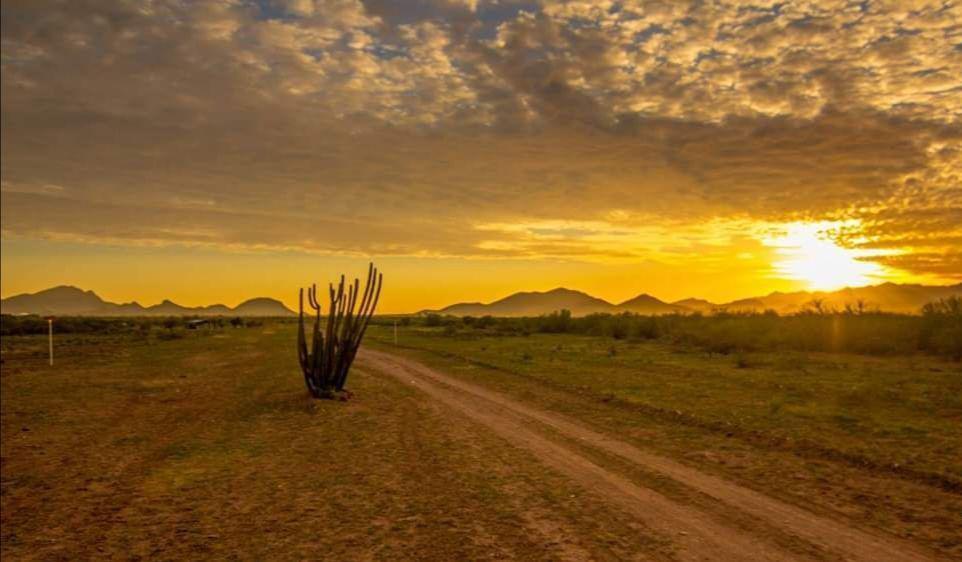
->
[368,326,962,481]
[365,324,962,555]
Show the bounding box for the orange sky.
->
[1,1,960,312]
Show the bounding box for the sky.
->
[1,0,960,313]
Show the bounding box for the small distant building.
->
[186,318,211,330]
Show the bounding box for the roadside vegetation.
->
[1,314,265,341]
[413,296,962,359]
[370,319,962,480]
[365,320,962,555]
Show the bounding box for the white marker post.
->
[47,317,54,366]
[394,319,398,346]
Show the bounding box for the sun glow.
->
[766,222,889,291]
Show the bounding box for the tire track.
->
[359,349,936,562]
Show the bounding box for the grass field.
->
[1,325,669,560]
[2,320,961,560]
[367,325,962,482]
[363,323,962,556]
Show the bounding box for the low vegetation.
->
[371,322,962,480]
[365,320,962,555]
[0,314,265,338]
[1,323,666,560]
[416,296,962,360]
[3,303,960,557]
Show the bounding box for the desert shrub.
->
[424,313,443,327]
[1,315,46,336]
[608,313,631,340]
[920,297,962,360]
[156,328,185,340]
[426,303,961,359]
[490,317,525,334]
[1,315,166,336]
[537,309,572,333]
[632,316,660,340]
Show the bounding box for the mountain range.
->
[429,282,962,317]
[0,286,294,317]
[3,282,961,318]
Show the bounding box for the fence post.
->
[48,318,54,366]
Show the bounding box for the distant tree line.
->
[414,297,962,360]
[0,315,264,337]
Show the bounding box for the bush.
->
[608,314,631,340]
[632,317,660,340]
[538,309,572,333]
[920,297,962,360]
[156,328,185,340]
[421,305,962,359]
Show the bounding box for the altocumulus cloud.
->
[1,0,960,277]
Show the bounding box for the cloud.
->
[1,0,960,280]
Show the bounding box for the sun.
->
[766,222,887,291]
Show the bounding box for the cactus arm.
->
[336,267,382,390]
[298,264,384,396]
[297,287,308,374]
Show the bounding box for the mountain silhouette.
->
[618,294,686,315]
[425,282,962,317]
[722,283,962,314]
[233,298,294,316]
[439,288,616,317]
[4,282,960,318]
[1,286,294,316]
[671,298,717,313]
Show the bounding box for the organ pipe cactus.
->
[298,263,383,398]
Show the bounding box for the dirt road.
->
[359,348,937,562]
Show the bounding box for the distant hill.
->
[424,282,962,317]
[618,294,686,315]
[0,286,109,316]
[438,288,616,317]
[1,286,295,317]
[718,283,962,314]
[720,297,768,312]
[147,299,197,316]
[233,298,294,317]
[672,298,717,313]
